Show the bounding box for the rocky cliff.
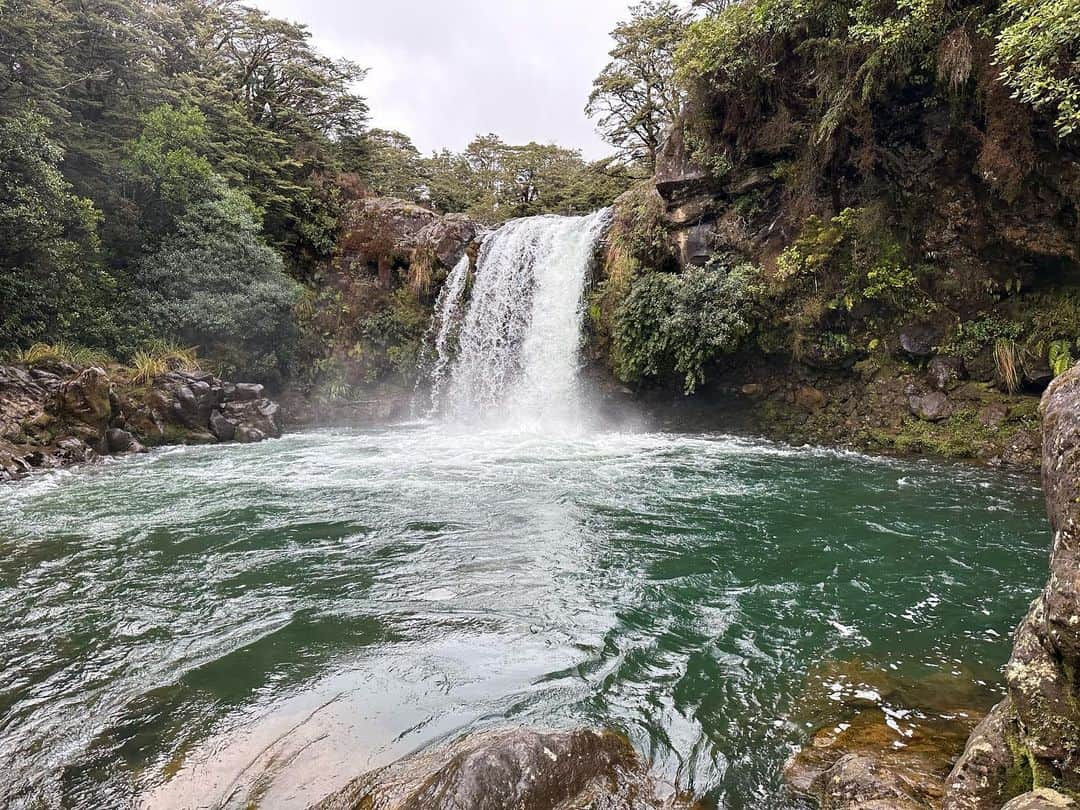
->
[943,363,1080,808]
[287,197,483,422]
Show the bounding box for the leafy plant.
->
[1049,339,1075,377]
[613,261,761,392]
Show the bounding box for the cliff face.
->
[286,197,483,422]
[944,365,1080,808]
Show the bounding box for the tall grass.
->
[14,342,112,368]
[129,341,201,385]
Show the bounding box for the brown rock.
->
[908,391,953,422]
[945,363,1080,808]
[1002,789,1078,810]
[314,727,694,810]
[978,404,1009,429]
[796,385,827,413]
[56,367,112,431]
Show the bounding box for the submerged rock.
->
[314,727,695,810]
[785,660,989,810]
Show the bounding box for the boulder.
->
[414,213,481,270]
[226,382,265,403]
[898,324,944,360]
[978,403,1009,429]
[1002,790,1078,810]
[908,391,953,422]
[796,385,827,413]
[105,428,145,454]
[314,727,693,810]
[208,410,236,442]
[56,367,112,431]
[927,356,967,391]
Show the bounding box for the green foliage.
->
[776,208,922,311]
[135,183,300,382]
[995,0,1080,138]
[0,108,112,347]
[613,262,761,392]
[1048,339,1075,376]
[587,1,690,167]
[124,104,217,239]
[942,316,1025,359]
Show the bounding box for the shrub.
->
[613,261,761,393]
[135,183,300,382]
[995,0,1080,138]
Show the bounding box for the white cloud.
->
[248,0,636,159]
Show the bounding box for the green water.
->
[0,426,1049,808]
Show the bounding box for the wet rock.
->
[414,213,481,270]
[944,364,1080,807]
[55,437,93,463]
[106,428,145,454]
[56,367,112,431]
[234,425,266,443]
[899,324,944,360]
[928,357,967,391]
[314,727,694,810]
[209,410,236,441]
[908,391,953,422]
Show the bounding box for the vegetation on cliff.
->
[580,0,1079,465]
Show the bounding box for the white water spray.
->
[421,209,611,427]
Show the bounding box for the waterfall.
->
[420,209,611,427]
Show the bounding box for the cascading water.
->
[421,209,612,427]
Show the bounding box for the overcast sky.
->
[248,0,641,159]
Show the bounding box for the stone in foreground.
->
[313,727,695,810]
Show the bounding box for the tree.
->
[586,1,690,169]
[351,128,428,201]
[0,109,107,346]
[136,182,300,381]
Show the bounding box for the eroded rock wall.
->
[943,364,1080,807]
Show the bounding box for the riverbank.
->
[0,361,282,482]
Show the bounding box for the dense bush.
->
[136,184,300,382]
[996,0,1080,138]
[0,109,111,347]
[613,262,760,392]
